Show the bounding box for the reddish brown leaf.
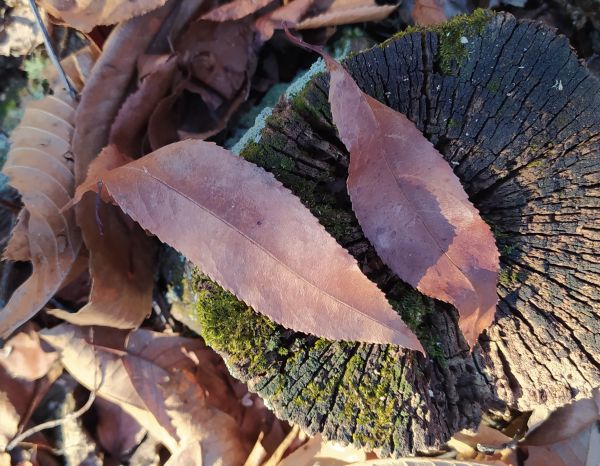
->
[72,10,172,330]
[255,0,315,41]
[72,140,422,349]
[289,36,499,346]
[202,0,277,21]
[95,398,146,459]
[109,55,178,158]
[0,326,57,381]
[297,0,398,30]
[41,324,250,464]
[39,0,170,32]
[412,0,446,26]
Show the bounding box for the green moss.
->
[499,268,518,286]
[382,9,494,75]
[192,273,281,374]
[486,76,502,93]
[526,159,543,168]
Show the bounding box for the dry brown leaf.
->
[71,139,422,349]
[297,0,398,30]
[147,19,258,150]
[277,433,367,465]
[95,398,146,459]
[202,0,277,21]
[290,36,499,347]
[0,326,57,381]
[449,424,517,465]
[255,0,316,41]
[110,55,178,158]
[38,0,170,32]
[348,460,506,465]
[412,0,446,26]
[0,79,81,339]
[70,8,172,330]
[40,324,249,464]
[518,390,600,466]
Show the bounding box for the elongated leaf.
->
[0,84,81,338]
[39,0,169,32]
[297,0,398,30]
[201,0,277,21]
[290,37,499,346]
[76,140,422,349]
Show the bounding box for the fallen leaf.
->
[518,390,600,466]
[277,433,367,465]
[202,0,277,22]
[95,397,146,459]
[147,19,258,150]
[297,0,398,30]
[0,0,44,56]
[71,139,422,349]
[255,0,316,41]
[38,0,170,32]
[109,55,178,158]
[449,424,517,465]
[0,78,81,339]
[347,460,506,465]
[71,8,172,330]
[0,326,57,380]
[522,390,600,446]
[40,324,250,464]
[287,33,499,346]
[412,0,446,26]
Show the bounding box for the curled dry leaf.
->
[38,0,170,32]
[255,0,315,41]
[72,139,422,349]
[0,326,57,381]
[40,324,249,464]
[201,0,277,22]
[0,79,81,339]
[95,398,146,459]
[70,9,172,329]
[412,0,447,26]
[297,0,398,30]
[288,35,499,346]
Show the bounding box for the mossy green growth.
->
[383,9,493,75]
[192,272,282,374]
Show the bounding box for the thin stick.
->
[27,0,78,99]
[6,390,96,451]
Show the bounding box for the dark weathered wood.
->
[183,11,600,457]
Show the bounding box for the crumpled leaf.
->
[0,325,57,380]
[72,139,422,349]
[347,460,506,465]
[40,324,250,464]
[38,0,170,32]
[255,0,315,41]
[289,35,499,346]
[0,77,81,339]
[518,390,600,466]
[412,0,447,26]
[70,8,172,329]
[297,0,398,30]
[95,398,146,460]
[146,19,258,150]
[201,0,277,22]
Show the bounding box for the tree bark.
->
[183,11,600,457]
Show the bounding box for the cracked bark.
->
[184,12,599,457]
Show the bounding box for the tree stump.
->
[182,11,600,457]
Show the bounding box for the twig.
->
[27,0,77,99]
[6,390,96,451]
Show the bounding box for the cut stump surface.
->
[185,11,600,457]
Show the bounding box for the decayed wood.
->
[185,11,600,457]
